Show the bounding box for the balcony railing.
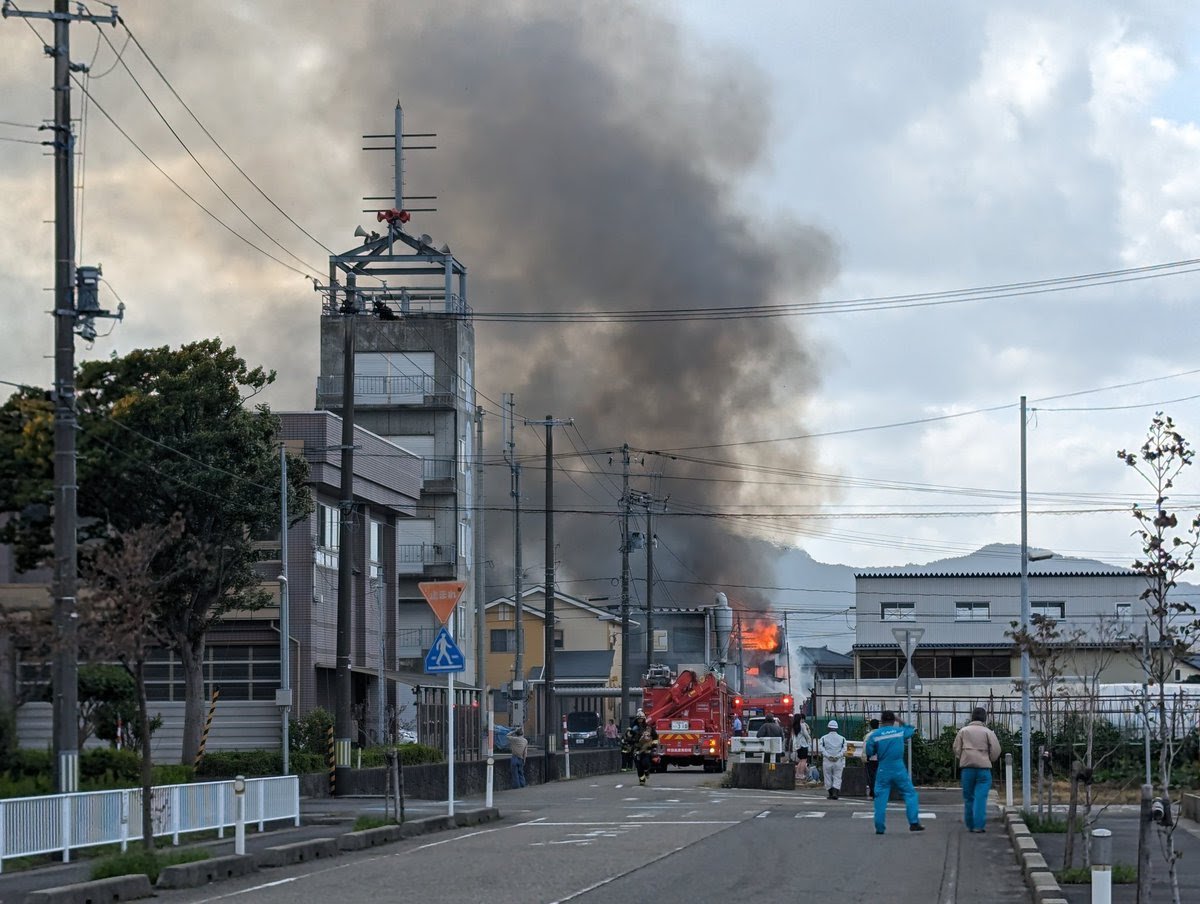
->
[315,374,458,407]
[396,627,440,658]
[423,458,456,482]
[396,543,457,575]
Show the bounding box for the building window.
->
[490,629,516,653]
[881,602,915,622]
[554,630,564,650]
[496,606,512,622]
[368,520,382,579]
[653,629,669,652]
[1031,601,1065,620]
[316,503,339,569]
[973,656,1009,678]
[144,645,280,702]
[1116,603,1132,629]
[955,602,990,622]
[860,656,901,679]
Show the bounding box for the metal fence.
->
[0,775,299,873]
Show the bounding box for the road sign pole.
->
[485,704,494,809]
[906,667,913,774]
[447,667,455,818]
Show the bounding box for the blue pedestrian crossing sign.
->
[424,626,466,674]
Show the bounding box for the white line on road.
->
[523,820,739,826]
[795,812,826,818]
[756,811,770,818]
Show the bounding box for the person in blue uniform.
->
[864,709,924,834]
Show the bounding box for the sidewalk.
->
[1028,812,1200,903]
[0,791,475,904]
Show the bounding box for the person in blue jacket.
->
[864,709,924,834]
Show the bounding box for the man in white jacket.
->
[819,719,847,799]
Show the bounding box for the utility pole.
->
[619,443,632,724]
[1020,394,1031,810]
[526,415,572,779]
[279,443,291,775]
[4,0,118,794]
[628,490,666,679]
[376,576,386,744]
[503,394,524,728]
[334,277,358,793]
[474,406,485,701]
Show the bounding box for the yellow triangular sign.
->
[419,580,467,625]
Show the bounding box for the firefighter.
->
[620,711,641,772]
[865,710,924,834]
[818,719,847,799]
[632,712,659,786]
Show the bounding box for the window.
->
[554,630,564,650]
[496,606,512,622]
[1116,603,1132,623]
[860,656,901,679]
[144,645,280,702]
[652,629,669,652]
[881,602,915,622]
[316,503,339,569]
[1031,601,1065,620]
[368,521,382,578]
[490,629,516,653]
[955,601,990,622]
[973,656,1010,678]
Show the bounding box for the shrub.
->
[194,750,282,778]
[290,751,324,774]
[0,772,52,799]
[151,764,195,786]
[90,848,210,883]
[291,708,334,756]
[1057,864,1136,885]
[4,748,52,779]
[397,743,443,766]
[1021,810,1067,833]
[81,748,141,783]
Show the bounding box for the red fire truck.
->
[738,693,796,738]
[642,667,734,772]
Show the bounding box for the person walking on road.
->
[632,713,659,786]
[865,710,923,834]
[953,706,1001,833]
[793,713,812,781]
[818,719,847,799]
[863,719,880,799]
[508,727,528,789]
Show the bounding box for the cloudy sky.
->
[4,1,1200,651]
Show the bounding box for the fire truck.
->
[642,666,734,772]
[738,693,796,738]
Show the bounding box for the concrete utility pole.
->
[474,406,486,697]
[279,443,291,775]
[4,0,118,794]
[1020,394,1031,809]
[628,490,666,679]
[526,415,572,777]
[335,278,358,792]
[503,394,524,728]
[619,444,632,724]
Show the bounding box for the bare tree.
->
[84,515,186,851]
[1008,613,1072,817]
[1062,614,1128,870]
[1118,413,1200,904]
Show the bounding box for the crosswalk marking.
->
[795,812,826,818]
[852,811,937,819]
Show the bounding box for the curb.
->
[23,874,154,904]
[19,807,503,904]
[1003,810,1066,904]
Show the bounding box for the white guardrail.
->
[0,775,299,873]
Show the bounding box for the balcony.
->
[315,374,458,408]
[423,457,457,492]
[396,627,440,658]
[396,543,457,576]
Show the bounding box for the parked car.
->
[566,711,602,748]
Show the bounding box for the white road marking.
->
[756,810,771,818]
[795,812,826,818]
[522,820,739,826]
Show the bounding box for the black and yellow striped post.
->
[327,724,336,794]
[194,686,221,768]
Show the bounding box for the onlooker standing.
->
[508,727,529,789]
[793,713,812,781]
[863,719,880,799]
[953,706,1002,833]
[818,719,847,799]
[865,710,923,834]
[732,713,744,737]
[604,719,619,748]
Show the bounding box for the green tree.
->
[1118,413,1200,904]
[0,339,313,763]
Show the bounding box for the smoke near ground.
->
[0,2,839,613]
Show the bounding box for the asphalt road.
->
[156,773,1031,904]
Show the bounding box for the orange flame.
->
[740,620,783,653]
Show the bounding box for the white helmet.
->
[827,719,839,730]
